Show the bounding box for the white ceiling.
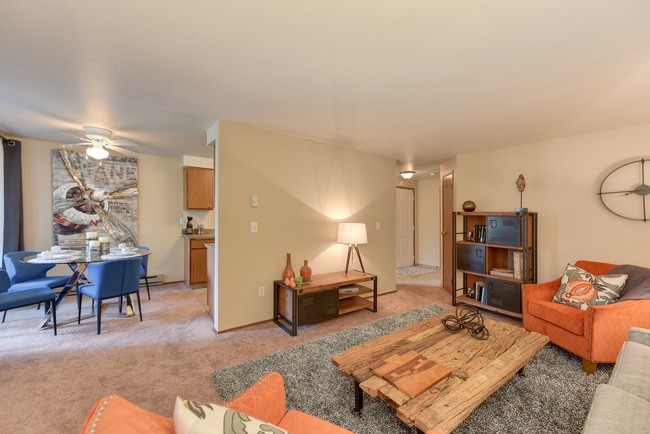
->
[2,1,650,174]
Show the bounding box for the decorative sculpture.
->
[515,174,526,212]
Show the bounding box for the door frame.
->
[441,172,454,293]
[396,186,416,268]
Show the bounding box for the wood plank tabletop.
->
[332,312,549,434]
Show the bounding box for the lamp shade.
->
[337,223,367,245]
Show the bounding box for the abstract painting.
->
[51,150,138,247]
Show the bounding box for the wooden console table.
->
[273,270,377,336]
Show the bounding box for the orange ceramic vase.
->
[282,253,295,279]
[300,260,312,283]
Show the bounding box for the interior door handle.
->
[441,231,448,235]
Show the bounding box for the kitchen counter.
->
[181,229,215,240]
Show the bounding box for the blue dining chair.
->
[134,246,151,300]
[3,251,70,291]
[76,257,143,334]
[0,269,57,335]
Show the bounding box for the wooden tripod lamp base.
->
[344,244,366,275]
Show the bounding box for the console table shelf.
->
[273,270,377,336]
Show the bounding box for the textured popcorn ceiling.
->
[1,1,650,171]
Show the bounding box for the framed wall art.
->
[51,150,139,247]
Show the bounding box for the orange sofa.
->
[522,260,650,373]
[81,371,352,434]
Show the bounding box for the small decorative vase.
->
[282,253,295,280]
[462,200,476,212]
[300,260,312,283]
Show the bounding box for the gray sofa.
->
[582,327,650,433]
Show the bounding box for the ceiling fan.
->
[59,126,139,161]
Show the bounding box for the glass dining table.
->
[23,247,151,331]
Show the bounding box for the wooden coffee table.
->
[332,312,549,434]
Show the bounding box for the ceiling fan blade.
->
[46,129,90,143]
[110,139,139,147]
[61,142,91,147]
[105,144,138,156]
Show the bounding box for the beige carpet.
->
[0,280,506,434]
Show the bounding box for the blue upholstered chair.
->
[3,251,70,291]
[0,269,57,335]
[134,246,151,300]
[76,257,143,334]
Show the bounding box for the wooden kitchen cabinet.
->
[184,167,214,210]
[184,237,214,287]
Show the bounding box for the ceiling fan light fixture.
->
[400,170,415,180]
[86,144,109,160]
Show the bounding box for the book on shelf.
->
[339,285,359,294]
[475,281,487,303]
[512,251,523,279]
[489,268,515,278]
[473,225,487,243]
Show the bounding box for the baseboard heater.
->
[141,274,165,287]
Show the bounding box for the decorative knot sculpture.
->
[441,303,490,340]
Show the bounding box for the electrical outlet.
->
[251,195,258,207]
[180,217,186,226]
[258,286,265,297]
[251,222,258,232]
[376,222,381,230]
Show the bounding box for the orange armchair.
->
[522,260,650,373]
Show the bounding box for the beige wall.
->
[20,139,185,282]
[417,177,441,267]
[217,122,397,331]
[454,124,650,282]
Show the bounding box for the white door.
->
[396,187,415,268]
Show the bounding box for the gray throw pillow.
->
[610,264,650,301]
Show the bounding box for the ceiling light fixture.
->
[400,170,415,180]
[86,142,109,160]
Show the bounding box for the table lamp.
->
[337,222,368,275]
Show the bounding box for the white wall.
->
[21,139,185,282]
[417,177,440,267]
[454,124,650,282]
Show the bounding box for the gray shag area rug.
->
[212,305,612,433]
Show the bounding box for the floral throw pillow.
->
[552,264,627,310]
[173,397,289,434]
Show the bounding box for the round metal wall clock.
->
[597,157,650,222]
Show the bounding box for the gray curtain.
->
[3,138,24,255]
